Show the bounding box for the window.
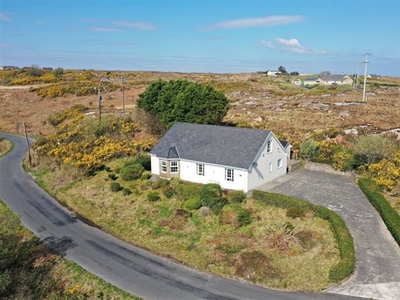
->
[277,158,282,169]
[170,161,178,173]
[267,140,272,153]
[161,160,167,173]
[225,168,234,182]
[197,163,204,176]
[269,162,272,173]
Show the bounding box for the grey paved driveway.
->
[259,168,400,300]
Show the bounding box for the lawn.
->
[30,158,341,291]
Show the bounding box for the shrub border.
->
[253,190,355,282]
[358,177,400,246]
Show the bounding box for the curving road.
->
[0,133,363,300]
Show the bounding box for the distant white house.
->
[367,74,382,79]
[150,123,290,193]
[293,74,353,87]
[266,70,281,76]
[317,75,353,85]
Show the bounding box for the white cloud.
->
[90,27,123,33]
[255,40,274,49]
[112,21,156,30]
[89,20,156,32]
[201,15,305,31]
[258,37,329,55]
[0,13,12,22]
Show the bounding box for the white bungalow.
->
[150,123,289,193]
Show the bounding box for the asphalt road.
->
[0,133,364,300]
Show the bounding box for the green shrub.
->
[108,173,118,181]
[110,182,122,192]
[147,192,160,202]
[163,186,175,198]
[300,139,318,160]
[253,190,355,282]
[221,204,252,227]
[183,197,202,210]
[141,170,151,180]
[199,184,222,207]
[358,177,400,246]
[228,190,246,203]
[122,187,132,196]
[134,155,151,171]
[150,178,169,189]
[199,184,228,215]
[175,183,203,201]
[120,163,144,181]
[210,197,229,215]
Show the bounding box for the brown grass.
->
[27,161,341,291]
[0,138,12,156]
[1,70,399,147]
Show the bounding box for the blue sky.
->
[1,0,400,76]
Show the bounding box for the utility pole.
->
[121,75,125,115]
[362,53,370,102]
[23,122,32,165]
[98,87,102,123]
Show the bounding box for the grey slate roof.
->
[150,122,272,169]
[279,140,290,149]
[319,74,348,81]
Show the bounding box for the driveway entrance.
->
[258,166,400,300]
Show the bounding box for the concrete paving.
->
[258,167,400,300]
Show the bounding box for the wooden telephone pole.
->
[23,122,32,165]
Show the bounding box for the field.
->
[1,70,399,149]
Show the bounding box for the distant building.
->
[367,74,382,79]
[293,74,353,87]
[317,74,353,85]
[266,70,282,76]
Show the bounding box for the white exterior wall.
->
[180,160,248,191]
[150,133,288,193]
[247,133,287,191]
[150,155,160,174]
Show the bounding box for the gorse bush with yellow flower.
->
[33,105,155,174]
[300,131,399,192]
[368,150,400,191]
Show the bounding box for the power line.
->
[362,53,371,102]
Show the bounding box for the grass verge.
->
[0,138,13,157]
[0,199,139,299]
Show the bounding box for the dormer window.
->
[267,140,272,153]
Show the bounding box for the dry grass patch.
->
[29,162,341,291]
[0,138,12,156]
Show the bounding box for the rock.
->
[339,110,350,117]
[344,128,358,135]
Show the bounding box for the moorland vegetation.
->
[0,67,399,293]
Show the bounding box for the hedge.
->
[358,177,400,246]
[252,190,355,282]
